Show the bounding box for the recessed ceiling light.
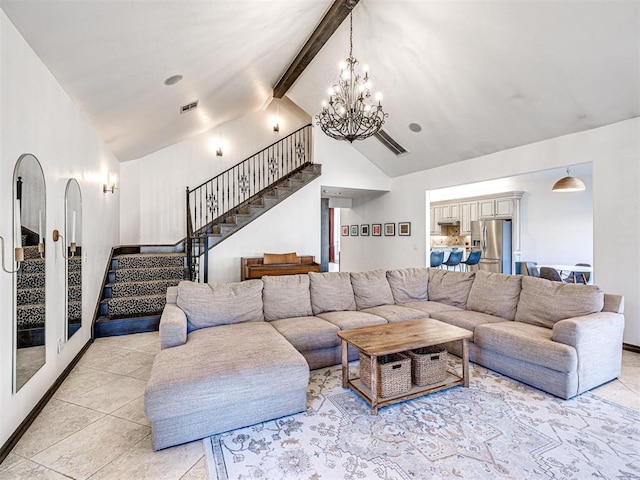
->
[409,123,422,133]
[164,75,183,86]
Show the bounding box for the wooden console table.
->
[241,255,321,280]
[338,318,473,414]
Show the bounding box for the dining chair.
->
[430,251,444,268]
[522,262,540,277]
[442,250,463,270]
[461,250,481,271]
[539,267,563,282]
[570,263,591,284]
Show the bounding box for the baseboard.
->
[0,338,93,464]
[623,343,640,354]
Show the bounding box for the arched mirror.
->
[14,154,46,392]
[65,179,82,340]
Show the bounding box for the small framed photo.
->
[384,223,395,236]
[399,222,411,236]
[372,224,382,236]
[350,225,359,236]
[360,224,370,236]
[341,225,349,236]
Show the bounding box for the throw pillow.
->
[515,276,604,328]
[467,270,522,320]
[262,274,313,321]
[427,268,475,309]
[386,268,429,303]
[309,272,356,315]
[177,280,264,331]
[350,270,394,309]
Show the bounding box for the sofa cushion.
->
[309,272,356,315]
[400,300,462,316]
[427,269,475,309]
[269,316,340,352]
[317,311,387,330]
[467,270,522,321]
[361,304,426,323]
[386,268,429,303]
[430,309,507,333]
[145,322,308,422]
[515,277,604,328]
[474,322,577,373]
[264,252,298,264]
[262,274,312,321]
[350,270,394,309]
[177,280,263,331]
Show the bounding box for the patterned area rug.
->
[203,361,639,480]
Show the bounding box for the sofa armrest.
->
[159,304,187,349]
[552,312,624,393]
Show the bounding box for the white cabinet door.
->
[479,200,494,218]
[495,198,513,217]
[430,206,442,234]
[449,203,460,220]
[460,201,478,234]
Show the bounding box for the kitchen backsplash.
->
[431,233,471,247]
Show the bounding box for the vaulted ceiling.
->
[2,1,638,177]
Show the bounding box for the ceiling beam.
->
[273,0,359,99]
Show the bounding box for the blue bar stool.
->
[442,250,463,270]
[461,250,481,271]
[430,251,444,268]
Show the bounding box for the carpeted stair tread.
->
[113,253,185,269]
[68,256,82,271]
[17,303,45,327]
[107,279,180,298]
[22,245,43,260]
[102,293,166,317]
[17,287,45,305]
[113,266,185,283]
[68,301,82,322]
[17,272,46,289]
[68,285,81,302]
[19,257,45,274]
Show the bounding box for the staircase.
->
[92,123,319,336]
[17,244,46,347]
[67,253,82,337]
[93,248,187,337]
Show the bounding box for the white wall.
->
[341,119,640,346]
[0,10,120,447]
[120,97,312,245]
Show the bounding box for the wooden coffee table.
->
[337,318,473,414]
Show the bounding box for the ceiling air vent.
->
[374,129,409,156]
[180,100,199,114]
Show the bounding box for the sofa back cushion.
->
[515,276,604,328]
[262,274,312,321]
[386,268,429,303]
[309,272,356,315]
[467,270,522,320]
[350,270,394,309]
[427,268,475,309]
[177,280,264,331]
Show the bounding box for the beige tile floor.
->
[1,331,638,479]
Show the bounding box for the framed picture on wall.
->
[372,224,382,236]
[361,224,370,236]
[341,225,349,236]
[350,225,359,236]
[384,223,395,236]
[399,222,411,236]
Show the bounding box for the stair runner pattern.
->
[68,255,82,336]
[95,252,186,337]
[17,245,45,347]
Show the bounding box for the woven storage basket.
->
[359,352,411,397]
[406,347,447,386]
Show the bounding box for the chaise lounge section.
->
[144,267,625,450]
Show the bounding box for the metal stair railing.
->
[186,124,313,281]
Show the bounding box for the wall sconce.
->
[103,173,117,194]
[52,229,75,258]
[216,147,223,157]
[0,236,23,273]
[273,122,280,133]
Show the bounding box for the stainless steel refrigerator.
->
[470,219,512,274]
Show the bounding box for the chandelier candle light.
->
[316,1,387,142]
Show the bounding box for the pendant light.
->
[552,167,585,192]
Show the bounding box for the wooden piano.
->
[241,253,321,281]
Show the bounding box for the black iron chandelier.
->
[315,2,387,142]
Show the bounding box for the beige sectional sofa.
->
[144,268,625,450]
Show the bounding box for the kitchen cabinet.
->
[430,206,441,234]
[460,201,478,234]
[479,197,514,219]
